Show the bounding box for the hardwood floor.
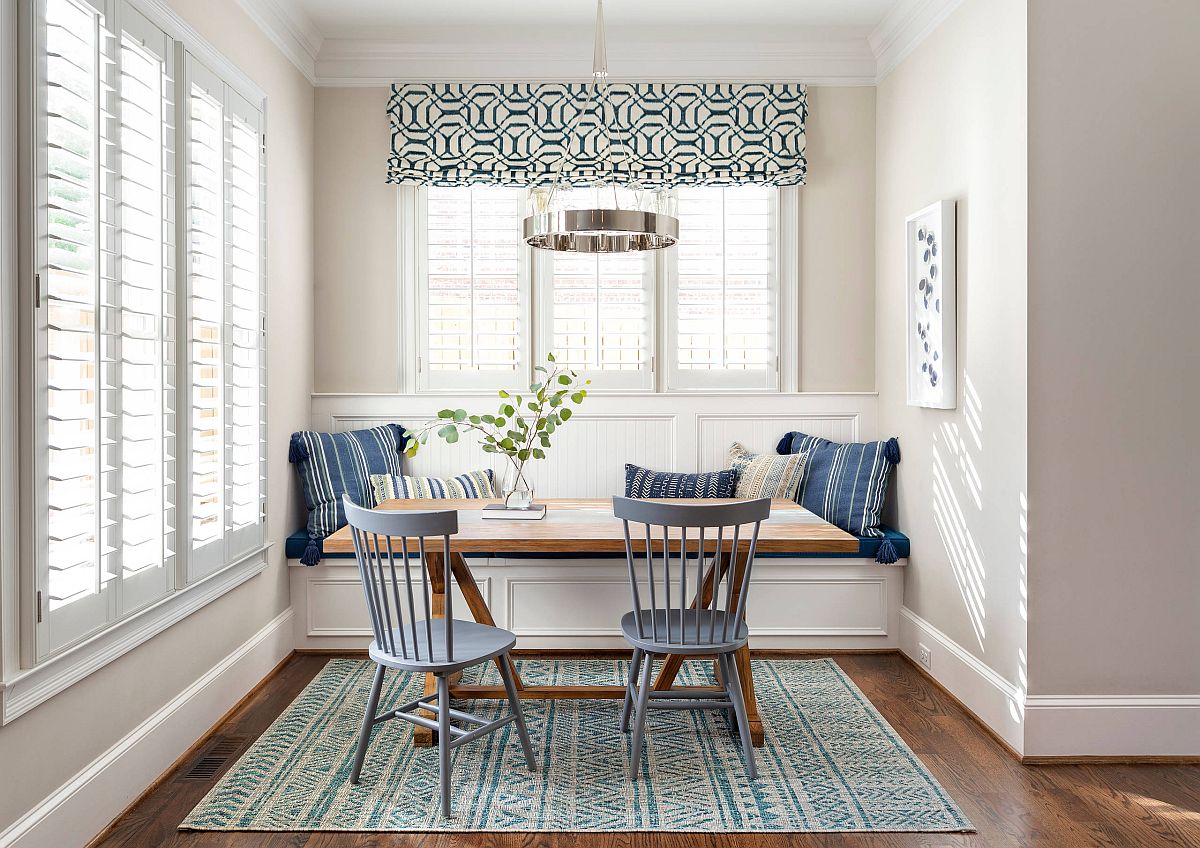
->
[90,652,1200,848]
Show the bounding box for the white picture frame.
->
[905,200,957,409]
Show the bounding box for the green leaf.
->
[560,407,572,421]
[438,424,459,444]
[501,404,515,417]
[500,437,515,450]
[481,414,495,424]
[527,401,538,411]
[498,389,510,398]
[532,448,545,460]
[468,415,481,424]
[481,444,497,453]
[544,419,556,434]
[405,445,419,458]
[517,448,530,461]
[571,392,584,403]
[534,365,547,373]
[539,435,551,448]
[529,382,543,393]
[495,417,506,428]
[438,408,454,419]
[453,409,467,422]
[557,374,571,385]
[546,352,556,362]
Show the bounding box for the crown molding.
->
[313,35,878,87]
[228,1,970,89]
[234,0,323,85]
[869,0,964,82]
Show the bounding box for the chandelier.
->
[521,0,679,253]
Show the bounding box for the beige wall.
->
[313,85,877,394]
[0,0,313,834]
[876,0,1028,694]
[1026,0,1200,697]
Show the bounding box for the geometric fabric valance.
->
[386,82,807,188]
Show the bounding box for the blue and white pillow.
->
[370,469,495,503]
[289,424,408,565]
[777,431,901,562]
[625,464,737,499]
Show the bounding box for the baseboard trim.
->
[898,606,1025,755]
[292,647,904,660]
[0,607,295,848]
[1021,755,1200,766]
[1024,693,1200,759]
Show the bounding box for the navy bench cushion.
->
[286,526,910,562]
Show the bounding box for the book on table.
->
[480,503,547,520]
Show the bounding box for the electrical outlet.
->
[918,642,932,670]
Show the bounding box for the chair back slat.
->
[343,495,458,664]
[612,496,771,650]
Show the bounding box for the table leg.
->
[447,553,525,690]
[650,549,763,746]
[653,549,740,690]
[413,551,448,748]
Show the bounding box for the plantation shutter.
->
[541,189,654,390]
[38,0,176,653]
[418,185,527,391]
[222,90,266,562]
[669,186,778,390]
[184,55,265,579]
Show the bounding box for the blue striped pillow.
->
[777,431,901,561]
[288,424,408,565]
[625,464,737,499]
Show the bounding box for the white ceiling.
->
[291,0,900,40]
[235,0,964,86]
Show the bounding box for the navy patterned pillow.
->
[776,431,902,562]
[289,424,408,565]
[624,464,737,499]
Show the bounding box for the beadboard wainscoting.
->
[296,393,900,650]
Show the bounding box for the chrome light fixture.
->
[522,0,679,253]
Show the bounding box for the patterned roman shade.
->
[387,82,807,187]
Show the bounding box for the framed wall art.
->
[905,200,957,409]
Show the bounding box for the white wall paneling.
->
[311,392,878,495]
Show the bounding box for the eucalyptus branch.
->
[400,352,591,494]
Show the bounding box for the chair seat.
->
[368,618,516,672]
[621,609,748,655]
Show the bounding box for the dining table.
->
[321,497,859,747]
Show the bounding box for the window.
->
[409,184,782,392]
[30,0,266,661]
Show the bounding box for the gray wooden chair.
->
[342,495,536,817]
[613,495,772,781]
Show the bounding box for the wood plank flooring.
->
[90,653,1200,848]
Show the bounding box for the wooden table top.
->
[321,497,858,554]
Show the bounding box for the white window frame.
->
[402,185,799,395]
[1,0,269,723]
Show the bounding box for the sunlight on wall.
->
[1010,491,1029,724]
[931,404,988,649]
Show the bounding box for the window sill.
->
[0,545,271,725]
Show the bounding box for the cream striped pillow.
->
[727,442,807,500]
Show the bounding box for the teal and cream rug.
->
[182,658,972,833]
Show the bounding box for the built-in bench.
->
[286,526,909,653]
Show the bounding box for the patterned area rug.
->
[181,658,972,833]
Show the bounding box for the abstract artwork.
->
[906,201,957,408]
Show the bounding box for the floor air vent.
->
[182,736,246,780]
